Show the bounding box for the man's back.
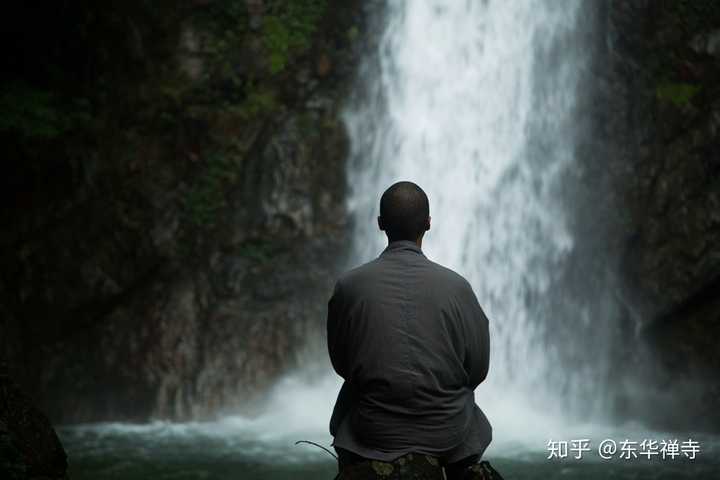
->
[327,239,492,462]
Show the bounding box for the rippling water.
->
[59,374,720,479]
[59,420,720,480]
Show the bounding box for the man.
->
[327,181,499,479]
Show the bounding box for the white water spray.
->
[342,0,609,438]
[247,0,614,451]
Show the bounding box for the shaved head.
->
[379,181,430,242]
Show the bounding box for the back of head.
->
[379,181,430,242]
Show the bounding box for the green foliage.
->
[194,0,326,75]
[230,86,278,120]
[184,152,238,227]
[264,16,294,74]
[245,88,277,114]
[200,0,249,33]
[192,0,249,85]
[237,240,275,263]
[347,26,360,42]
[0,84,92,139]
[262,0,327,73]
[655,82,700,107]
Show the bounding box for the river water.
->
[59,373,720,479]
[59,376,720,479]
[60,1,720,478]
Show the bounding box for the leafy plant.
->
[655,82,700,107]
[237,240,275,263]
[262,0,327,73]
[0,84,92,139]
[184,152,238,227]
[235,86,278,119]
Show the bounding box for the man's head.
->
[378,181,431,243]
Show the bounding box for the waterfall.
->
[208,0,618,452]
[342,0,614,442]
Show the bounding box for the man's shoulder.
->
[337,255,471,292]
[336,258,383,287]
[424,258,474,291]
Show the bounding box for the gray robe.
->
[327,240,492,463]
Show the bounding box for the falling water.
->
[343,0,611,440]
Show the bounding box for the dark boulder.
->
[0,370,68,480]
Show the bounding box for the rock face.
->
[0,0,366,422]
[598,0,720,429]
[0,371,69,479]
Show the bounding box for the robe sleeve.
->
[327,279,355,437]
[327,279,348,379]
[461,282,490,389]
[329,380,356,437]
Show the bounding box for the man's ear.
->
[378,216,385,231]
[426,215,431,231]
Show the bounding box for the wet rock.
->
[178,24,206,81]
[0,373,68,480]
[601,0,720,430]
[246,0,265,31]
[690,29,720,58]
[0,0,359,423]
[317,53,332,77]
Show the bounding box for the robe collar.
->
[381,239,425,257]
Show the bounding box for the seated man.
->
[327,181,499,479]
